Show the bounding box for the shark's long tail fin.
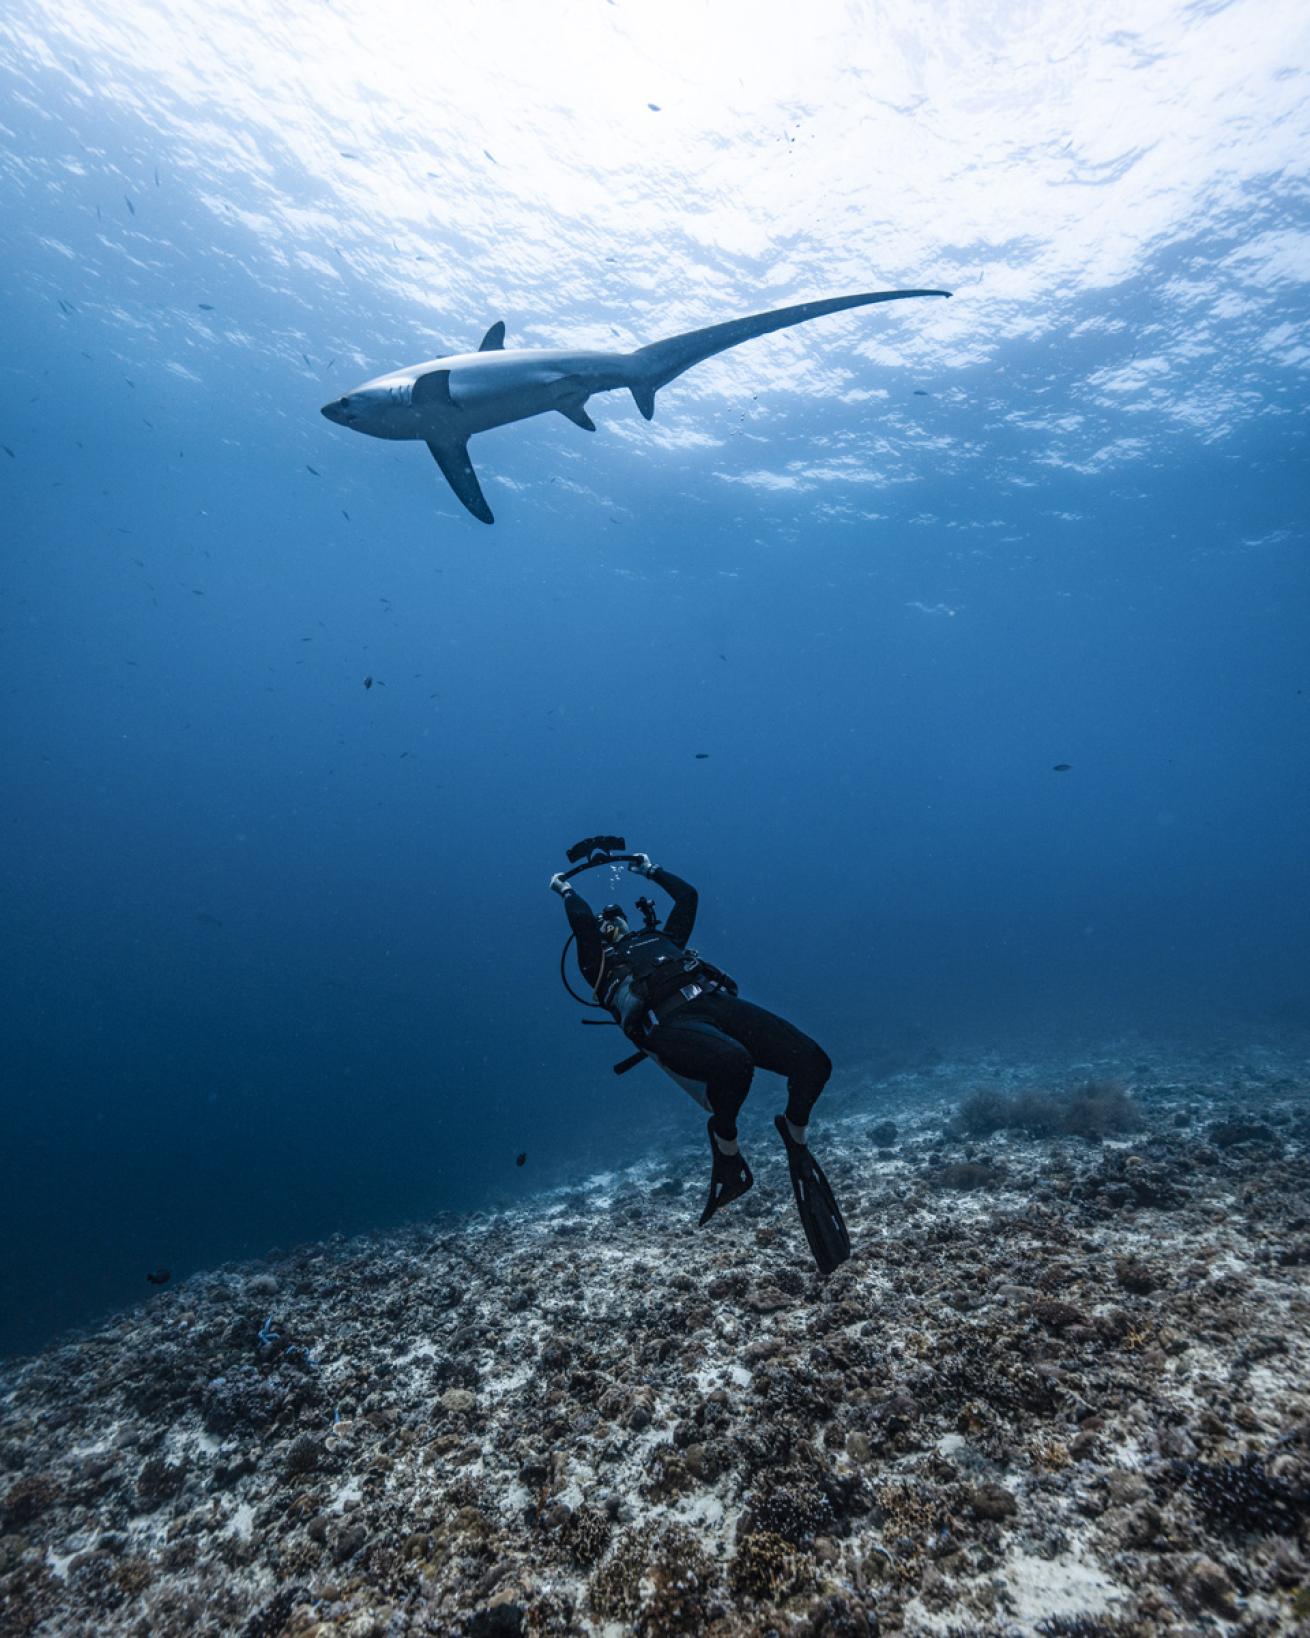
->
[626,288,949,420]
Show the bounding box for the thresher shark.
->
[322,287,949,523]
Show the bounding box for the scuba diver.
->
[550,842,850,1274]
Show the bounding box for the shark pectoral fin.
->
[412,369,455,408]
[427,440,494,524]
[630,383,656,421]
[558,402,596,431]
[477,321,506,351]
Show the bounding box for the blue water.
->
[1,1,1307,1358]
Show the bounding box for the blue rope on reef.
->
[256,1313,318,1368]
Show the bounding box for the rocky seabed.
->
[2,1044,1308,1636]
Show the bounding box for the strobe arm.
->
[566,833,627,865]
[560,835,642,881]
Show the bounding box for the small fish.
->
[647,102,662,111]
[196,911,224,927]
[198,302,214,310]
[694,752,710,759]
[124,195,135,215]
[913,389,929,397]
[341,510,350,521]
[2,446,13,458]
[516,1152,527,1167]
[483,149,496,163]
[302,353,312,368]
[306,464,320,476]
[339,150,358,159]
[146,1267,171,1286]
[363,676,373,689]
[1053,763,1072,773]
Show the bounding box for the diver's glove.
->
[628,853,657,877]
[549,872,574,896]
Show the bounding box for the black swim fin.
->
[774,1115,851,1275]
[698,1119,753,1227]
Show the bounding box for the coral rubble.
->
[1,1046,1307,1634]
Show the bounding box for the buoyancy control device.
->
[598,927,736,1040]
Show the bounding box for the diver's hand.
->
[549,872,573,896]
[628,853,656,877]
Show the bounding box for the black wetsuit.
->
[563,868,831,1143]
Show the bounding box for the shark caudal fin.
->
[627,288,950,417]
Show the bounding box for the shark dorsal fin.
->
[478,321,506,352]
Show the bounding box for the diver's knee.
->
[806,1042,832,1090]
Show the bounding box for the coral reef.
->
[1184,1453,1309,1537]
[952,1080,1142,1141]
[1,1042,1307,1635]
